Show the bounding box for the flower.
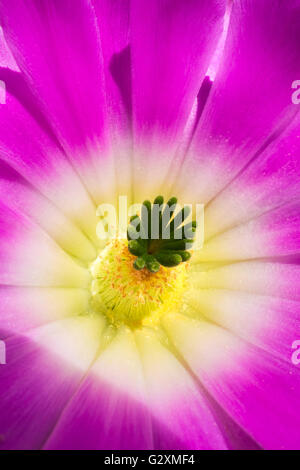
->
[0,0,300,450]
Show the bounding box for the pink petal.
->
[0,161,96,261]
[93,0,133,196]
[44,328,153,450]
[134,329,228,450]
[45,327,228,450]
[204,114,300,239]
[130,0,226,198]
[179,0,300,204]
[0,286,89,338]
[0,316,103,449]
[190,261,300,301]
[0,0,115,202]
[164,315,300,450]
[0,89,98,242]
[186,289,300,363]
[0,202,89,287]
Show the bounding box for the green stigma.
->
[127,196,197,273]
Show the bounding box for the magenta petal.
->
[131,0,226,139]
[0,25,18,70]
[0,286,89,338]
[0,335,80,449]
[180,0,300,203]
[0,0,115,201]
[0,161,96,261]
[0,201,89,287]
[0,0,108,149]
[44,328,154,450]
[197,201,300,262]
[92,0,133,194]
[205,114,300,239]
[187,289,300,364]
[93,0,131,130]
[45,328,228,450]
[192,261,300,302]
[44,377,154,450]
[165,316,300,450]
[135,329,228,450]
[0,88,98,241]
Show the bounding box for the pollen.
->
[90,239,189,328]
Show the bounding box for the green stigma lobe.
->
[127,196,196,273]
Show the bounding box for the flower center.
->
[90,239,189,328]
[90,196,195,328]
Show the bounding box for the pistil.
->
[127,196,196,272]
